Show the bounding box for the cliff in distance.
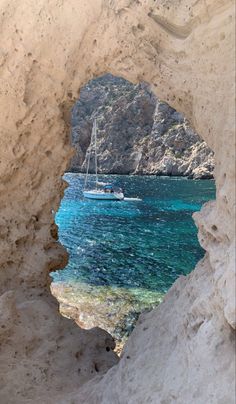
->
[70,74,214,179]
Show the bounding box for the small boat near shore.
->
[83,187,124,201]
[83,118,124,201]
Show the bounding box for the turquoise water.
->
[52,174,215,342]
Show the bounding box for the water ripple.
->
[52,174,215,342]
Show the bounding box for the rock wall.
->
[71,74,214,178]
[0,0,235,403]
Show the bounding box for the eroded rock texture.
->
[0,0,235,403]
[71,74,214,178]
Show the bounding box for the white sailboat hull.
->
[83,190,124,200]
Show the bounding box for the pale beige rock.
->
[0,0,235,403]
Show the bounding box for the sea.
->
[51,173,215,345]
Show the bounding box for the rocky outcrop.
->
[0,0,235,403]
[76,257,235,404]
[71,75,214,178]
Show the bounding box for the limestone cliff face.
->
[0,0,235,403]
[71,75,214,178]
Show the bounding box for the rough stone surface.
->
[75,258,235,404]
[70,74,214,178]
[0,0,235,403]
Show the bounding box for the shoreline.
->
[66,171,214,180]
[51,280,164,356]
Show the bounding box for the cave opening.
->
[51,73,216,353]
[1,1,234,401]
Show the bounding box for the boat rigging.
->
[83,118,125,201]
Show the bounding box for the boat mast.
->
[84,121,94,190]
[84,118,98,190]
[94,118,98,188]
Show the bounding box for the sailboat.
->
[83,118,124,200]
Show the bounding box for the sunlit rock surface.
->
[0,0,235,403]
[51,281,163,353]
[70,75,214,178]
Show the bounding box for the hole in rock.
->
[50,74,216,354]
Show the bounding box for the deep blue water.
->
[52,174,215,341]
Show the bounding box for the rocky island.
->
[70,74,214,179]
